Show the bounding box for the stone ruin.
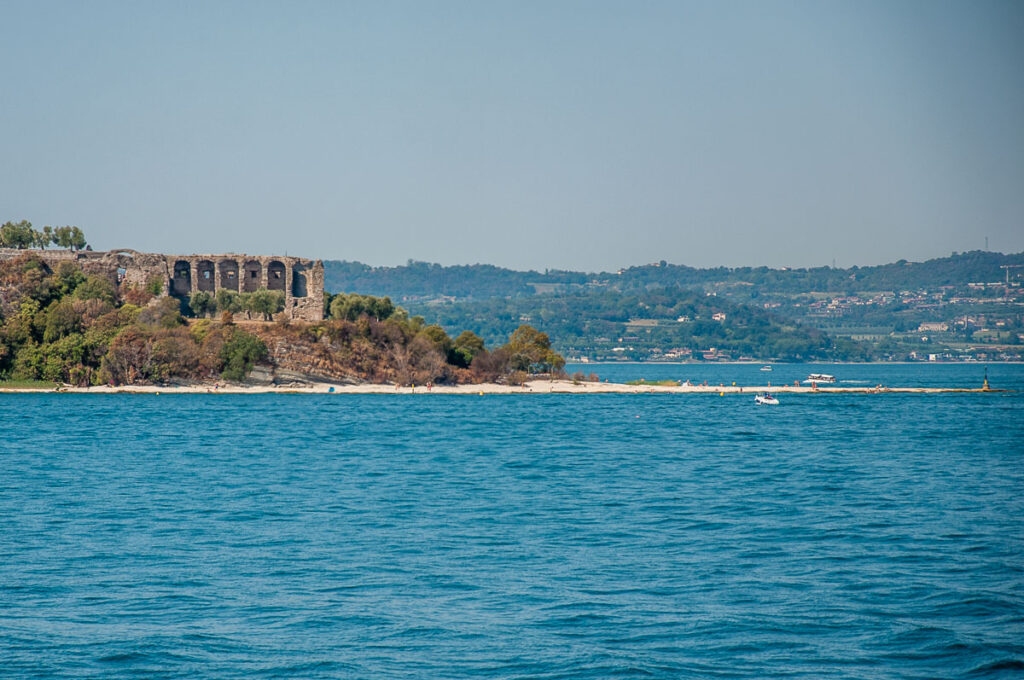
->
[0,248,325,321]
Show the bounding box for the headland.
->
[0,379,1005,395]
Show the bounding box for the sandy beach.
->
[0,380,1003,395]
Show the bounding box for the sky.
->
[2,1,1022,271]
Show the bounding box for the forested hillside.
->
[325,251,1024,301]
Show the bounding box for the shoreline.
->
[0,379,1007,395]
[566,360,1024,366]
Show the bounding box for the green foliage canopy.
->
[329,293,395,321]
[0,221,88,250]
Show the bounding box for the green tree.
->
[69,227,87,250]
[451,329,485,368]
[51,226,88,251]
[329,293,395,321]
[249,289,285,320]
[417,324,452,359]
[54,262,86,297]
[73,276,116,305]
[503,324,565,373]
[219,329,267,381]
[32,227,50,249]
[216,289,242,314]
[52,226,72,249]
[189,291,217,318]
[43,299,82,343]
[0,220,37,249]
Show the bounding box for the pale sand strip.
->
[0,380,1002,395]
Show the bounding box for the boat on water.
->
[802,373,836,384]
[754,393,779,405]
[760,365,772,372]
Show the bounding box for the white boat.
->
[760,365,772,371]
[755,393,779,405]
[802,373,836,384]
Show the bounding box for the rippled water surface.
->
[2,365,1023,678]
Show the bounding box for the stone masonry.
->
[0,248,325,321]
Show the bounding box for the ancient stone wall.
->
[163,253,324,321]
[0,248,325,321]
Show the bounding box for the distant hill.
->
[323,252,1024,362]
[324,251,1024,300]
[323,260,585,300]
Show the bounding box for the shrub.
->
[507,370,529,386]
[151,328,202,380]
[219,329,267,381]
[137,297,184,328]
[120,283,155,306]
[470,347,510,382]
[73,276,116,305]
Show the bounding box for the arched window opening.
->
[243,260,262,292]
[172,260,191,296]
[196,260,215,292]
[219,260,239,291]
[292,263,308,297]
[267,260,286,291]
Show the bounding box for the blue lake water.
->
[565,361,1024,391]
[2,364,1023,678]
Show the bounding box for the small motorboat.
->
[755,393,779,405]
[760,365,772,371]
[802,373,836,384]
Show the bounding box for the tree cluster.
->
[188,289,285,321]
[326,292,395,321]
[1,220,88,250]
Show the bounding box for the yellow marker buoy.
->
[720,391,724,396]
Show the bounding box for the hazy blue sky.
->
[2,1,1022,270]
